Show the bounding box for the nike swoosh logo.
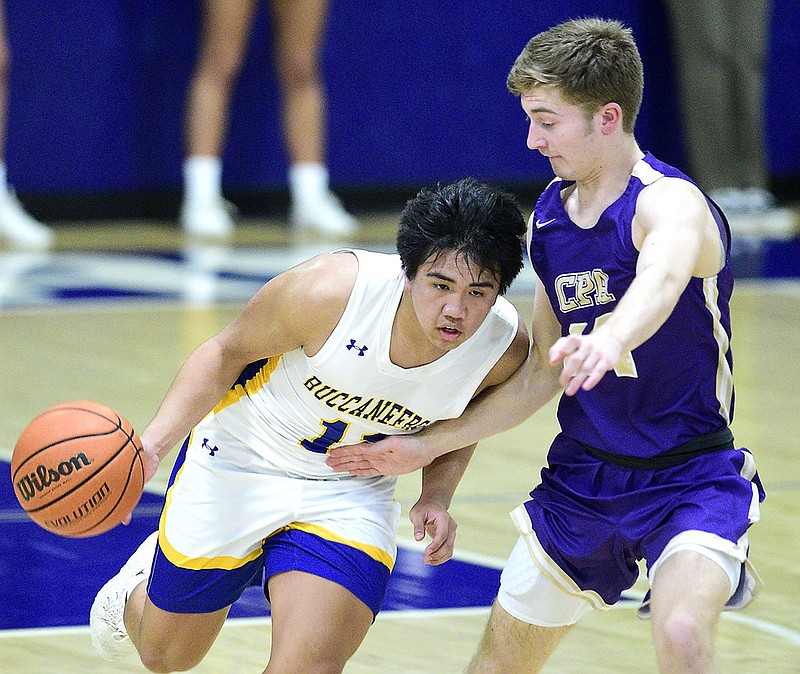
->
[535,218,556,227]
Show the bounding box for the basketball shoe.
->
[0,192,54,249]
[180,198,236,239]
[90,531,158,660]
[290,191,358,236]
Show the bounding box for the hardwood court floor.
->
[0,218,798,673]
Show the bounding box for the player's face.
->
[520,86,600,180]
[406,250,500,352]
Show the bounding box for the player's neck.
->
[567,139,643,227]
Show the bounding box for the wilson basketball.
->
[11,401,145,538]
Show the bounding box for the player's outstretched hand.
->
[326,435,433,476]
[549,332,621,396]
[409,499,457,566]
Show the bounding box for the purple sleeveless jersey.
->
[519,154,764,607]
[530,153,734,459]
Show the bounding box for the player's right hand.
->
[122,444,160,526]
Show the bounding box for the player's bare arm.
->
[359,321,529,558]
[327,292,563,476]
[140,252,357,476]
[410,443,478,566]
[553,178,724,395]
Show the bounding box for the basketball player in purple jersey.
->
[328,18,765,673]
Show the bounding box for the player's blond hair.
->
[507,18,644,133]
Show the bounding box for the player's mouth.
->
[438,325,462,342]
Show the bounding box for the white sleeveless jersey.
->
[206,249,520,478]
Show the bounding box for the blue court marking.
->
[0,459,500,630]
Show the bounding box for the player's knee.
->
[138,642,204,674]
[266,658,348,674]
[269,642,351,674]
[276,55,319,90]
[653,609,708,665]
[196,51,246,87]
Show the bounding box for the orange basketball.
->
[10,401,145,538]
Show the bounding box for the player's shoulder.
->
[491,294,522,326]
[266,251,357,321]
[290,249,403,306]
[636,175,708,223]
[478,310,529,391]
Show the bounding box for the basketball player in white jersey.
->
[90,177,530,673]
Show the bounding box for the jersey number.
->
[300,419,386,454]
[569,313,638,378]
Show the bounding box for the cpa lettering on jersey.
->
[555,269,615,313]
[304,376,430,432]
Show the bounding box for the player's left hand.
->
[409,499,457,565]
[327,435,433,476]
[550,332,621,396]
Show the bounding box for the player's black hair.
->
[396,177,527,295]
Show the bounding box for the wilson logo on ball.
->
[14,451,93,502]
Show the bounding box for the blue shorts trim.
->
[262,527,391,617]
[146,527,391,616]
[147,539,264,613]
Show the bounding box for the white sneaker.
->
[180,198,235,239]
[90,531,158,660]
[710,187,798,240]
[290,192,358,236]
[0,192,54,249]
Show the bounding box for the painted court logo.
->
[346,339,368,356]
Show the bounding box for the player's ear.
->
[599,102,622,135]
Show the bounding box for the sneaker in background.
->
[0,192,54,249]
[710,187,798,240]
[180,198,236,239]
[290,191,358,236]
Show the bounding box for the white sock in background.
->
[288,162,329,205]
[287,162,357,236]
[183,155,223,206]
[0,163,10,199]
[180,156,233,238]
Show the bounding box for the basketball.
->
[10,401,146,538]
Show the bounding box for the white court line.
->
[721,612,800,648]
[3,604,800,651]
[1,567,798,649]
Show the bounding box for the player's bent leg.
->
[265,570,374,674]
[648,550,733,674]
[467,600,570,674]
[134,593,230,673]
[466,536,591,673]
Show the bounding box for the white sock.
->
[288,162,329,205]
[183,156,223,206]
[0,163,10,199]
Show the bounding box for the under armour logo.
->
[202,438,219,456]
[346,339,368,356]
